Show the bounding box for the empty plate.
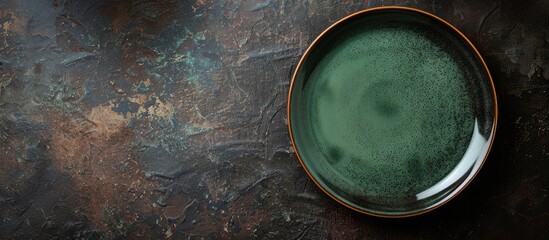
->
[287,7,497,217]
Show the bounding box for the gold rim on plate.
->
[286,6,498,218]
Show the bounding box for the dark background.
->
[0,0,547,239]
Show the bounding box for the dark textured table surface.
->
[1,0,548,239]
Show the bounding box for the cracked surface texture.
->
[0,0,548,239]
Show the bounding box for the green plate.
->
[288,7,497,217]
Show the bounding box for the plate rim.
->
[286,6,499,218]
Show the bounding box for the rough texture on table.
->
[0,0,547,239]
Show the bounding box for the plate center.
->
[305,24,475,200]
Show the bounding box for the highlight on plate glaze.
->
[287,6,498,217]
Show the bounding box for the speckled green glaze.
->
[289,9,496,216]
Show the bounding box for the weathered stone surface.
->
[0,0,547,239]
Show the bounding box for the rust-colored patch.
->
[196,0,207,6]
[45,108,157,231]
[100,2,131,32]
[128,94,175,119]
[1,13,26,34]
[87,104,128,136]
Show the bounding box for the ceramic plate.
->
[287,7,497,217]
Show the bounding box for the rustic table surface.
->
[1,0,548,239]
